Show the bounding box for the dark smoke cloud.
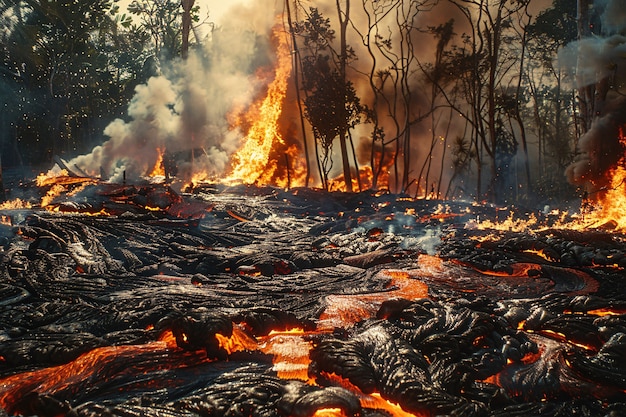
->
[565,97,626,192]
[561,0,626,193]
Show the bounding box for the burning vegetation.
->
[1,0,626,416]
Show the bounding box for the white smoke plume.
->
[64,0,280,184]
[557,0,626,88]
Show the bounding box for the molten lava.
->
[318,269,429,330]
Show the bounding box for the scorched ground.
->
[1,181,626,417]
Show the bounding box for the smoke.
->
[565,97,626,191]
[560,0,626,194]
[557,0,626,88]
[64,0,280,183]
[61,0,454,191]
[558,34,626,87]
[597,0,626,34]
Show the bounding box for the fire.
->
[522,248,553,261]
[470,127,626,232]
[216,326,259,354]
[226,24,293,185]
[0,198,32,210]
[148,147,166,177]
[328,167,378,193]
[36,169,69,186]
[473,212,539,233]
[583,126,626,230]
[41,183,66,207]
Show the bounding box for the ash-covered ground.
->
[1,182,626,417]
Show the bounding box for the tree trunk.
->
[576,0,591,132]
[181,0,194,59]
[337,0,353,192]
[514,9,532,196]
[285,0,311,188]
[486,15,501,203]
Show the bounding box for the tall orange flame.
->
[226,24,292,185]
[148,147,166,177]
[589,126,626,229]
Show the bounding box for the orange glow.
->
[465,262,540,278]
[581,126,626,230]
[564,308,626,316]
[258,329,313,381]
[585,308,626,316]
[267,327,306,336]
[0,336,193,412]
[522,249,553,261]
[216,326,259,355]
[312,409,349,417]
[226,24,293,185]
[536,329,596,351]
[417,254,444,272]
[0,198,32,210]
[214,325,316,382]
[318,269,428,330]
[322,372,425,417]
[158,329,179,348]
[148,147,166,177]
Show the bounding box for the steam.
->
[560,0,626,193]
[64,1,279,183]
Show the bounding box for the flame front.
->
[148,147,166,177]
[226,24,293,185]
[588,126,626,229]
